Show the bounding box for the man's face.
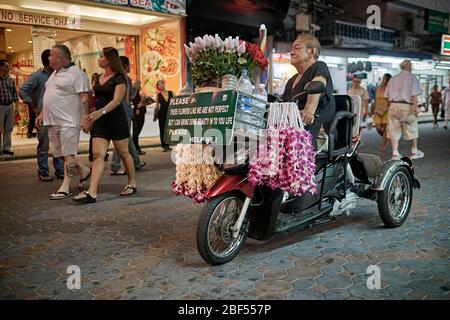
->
[352,77,361,87]
[290,38,310,66]
[0,62,10,74]
[49,48,64,71]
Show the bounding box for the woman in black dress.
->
[74,47,137,203]
[154,80,172,152]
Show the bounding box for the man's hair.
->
[400,59,411,71]
[120,56,130,68]
[41,49,51,67]
[0,59,9,67]
[52,45,72,61]
[297,33,321,60]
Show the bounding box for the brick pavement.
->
[0,123,449,300]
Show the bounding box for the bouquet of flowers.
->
[171,144,223,203]
[247,103,317,196]
[184,34,269,87]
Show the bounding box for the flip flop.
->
[73,190,97,204]
[120,185,137,196]
[111,170,127,176]
[77,168,92,189]
[49,191,73,200]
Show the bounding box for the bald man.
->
[384,59,423,160]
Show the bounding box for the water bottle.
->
[236,69,253,130]
[253,83,268,133]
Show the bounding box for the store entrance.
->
[1,23,138,141]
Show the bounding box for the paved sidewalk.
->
[0,122,449,300]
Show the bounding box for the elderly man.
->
[35,45,92,200]
[19,49,64,181]
[384,59,423,160]
[281,33,335,149]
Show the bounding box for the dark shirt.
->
[0,75,18,106]
[281,61,335,123]
[93,73,127,124]
[157,91,173,119]
[19,68,51,112]
[430,91,441,105]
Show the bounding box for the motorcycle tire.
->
[196,191,249,265]
[377,166,413,228]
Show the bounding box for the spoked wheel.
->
[377,166,413,227]
[197,192,250,265]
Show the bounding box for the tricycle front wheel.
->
[377,166,413,227]
[196,192,249,265]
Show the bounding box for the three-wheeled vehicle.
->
[194,82,420,265]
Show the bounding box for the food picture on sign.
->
[141,22,181,95]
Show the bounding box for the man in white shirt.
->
[36,45,92,200]
[384,60,424,160]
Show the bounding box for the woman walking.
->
[428,85,442,129]
[74,47,137,203]
[154,80,172,152]
[372,73,391,152]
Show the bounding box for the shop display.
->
[141,21,181,95]
[247,102,317,196]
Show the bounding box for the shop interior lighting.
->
[19,1,160,25]
[438,61,450,65]
[7,46,12,49]
[327,63,339,68]
[6,29,12,32]
[436,66,450,70]
[27,40,32,43]
[368,56,409,64]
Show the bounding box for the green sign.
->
[164,90,238,145]
[425,9,449,34]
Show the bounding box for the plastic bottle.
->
[253,83,268,133]
[236,69,253,130]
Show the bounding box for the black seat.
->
[328,95,355,157]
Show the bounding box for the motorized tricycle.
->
[195,82,421,265]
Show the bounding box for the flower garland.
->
[247,103,317,196]
[172,144,222,203]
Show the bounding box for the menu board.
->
[164,90,238,145]
[140,20,181,96]
[31,27,55,71]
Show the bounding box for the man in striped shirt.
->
[0,60,18,156]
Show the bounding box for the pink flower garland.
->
[247,106,317,196]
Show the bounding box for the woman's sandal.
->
[73,190,97,204]
[120,185,137,196]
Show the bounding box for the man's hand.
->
[35,113,43,129]
[300,110,315,125]
[81,116,91,134]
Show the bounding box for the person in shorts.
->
[384,60,423,160]
[35,45,92,200]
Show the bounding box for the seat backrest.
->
[333,95,354,149]
[349,95,362,142]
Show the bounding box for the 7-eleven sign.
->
[442,34,450,56]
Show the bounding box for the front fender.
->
[372,158,420,191]
[204,174,254,199]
